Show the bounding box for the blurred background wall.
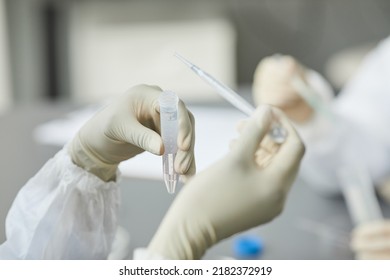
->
[3,0,390,104]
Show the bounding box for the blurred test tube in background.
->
[338,164,383,226]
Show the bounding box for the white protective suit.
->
[296,36,390,195]
[0,147,120,259]
[0,146,160,260]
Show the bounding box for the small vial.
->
[159,91,179,194]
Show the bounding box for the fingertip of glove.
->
[151,138,164,155]
[253,105,272,127]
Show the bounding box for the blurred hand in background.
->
[351,220,390,259]
[252,54,313,123]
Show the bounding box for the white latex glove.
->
[69,84,195,182]
[148,105,305,259]
[234,119,281,169]
[351,220,390,259]
[253,54,313,123]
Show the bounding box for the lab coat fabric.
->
[297,36,390,195]
[0,147,120,259]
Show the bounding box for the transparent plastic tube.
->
[159,90,179,194]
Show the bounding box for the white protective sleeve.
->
[297,36,390,196]
[0,146,120,259]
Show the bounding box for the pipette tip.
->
[164,178,177,194]
[174,52,194,69]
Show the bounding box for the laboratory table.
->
[1,102,389,260]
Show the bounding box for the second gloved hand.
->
[147,105,305,259]
[69,84,195,182]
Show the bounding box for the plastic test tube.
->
[159,90,179,194]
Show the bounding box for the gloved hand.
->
[233,119,281,169]
[148,105,305,259]
[69,84,196,182]
[252,54,313,123]
[351,220,390,259]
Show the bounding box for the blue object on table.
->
[233,235,264,259]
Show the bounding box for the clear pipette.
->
[159,90,179,194]
[174,52,287,144]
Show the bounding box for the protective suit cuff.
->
[63,144,121,188]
